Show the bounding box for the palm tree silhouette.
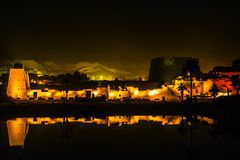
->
[182,59,201,101]
[177,83,187,102]
[63,73,71,100]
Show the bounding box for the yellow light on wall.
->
[134,90,139,96]
[148,89,158,96]
[109,92,115,98]
[38,81,43,84]
[46,92,51,97]
[92,91,98,96]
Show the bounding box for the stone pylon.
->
[7,64,30,100]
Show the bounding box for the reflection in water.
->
[7,118,29,148]
[6,115,214,148]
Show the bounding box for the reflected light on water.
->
[19,115,214,126]
[5,115,214,148]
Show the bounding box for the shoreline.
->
[0,95,239,120]
[0,101,218,119]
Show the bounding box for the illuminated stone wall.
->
[174,78,213,96]
[26,85,181,101]
[27,88,107,100]
[7,69,30,100]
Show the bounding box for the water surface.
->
[0,115,239,159]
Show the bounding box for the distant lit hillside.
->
[1,59,140,80]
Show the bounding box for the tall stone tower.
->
[7,63,30,100]
[148,57,195,83]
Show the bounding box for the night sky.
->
[1,0,240,73]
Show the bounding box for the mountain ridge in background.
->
[0,59,145,80]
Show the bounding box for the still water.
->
[0,115,239,159]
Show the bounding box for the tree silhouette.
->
[60,117,73,139]
[73,71,89,81]
[177,115,188,136]
[60,71,90,99]
[223,84,231,96]
[209,84,219,100]
[231,75,240,95]
[182,59,201,101]
[63,73,71,99]
[177,83,187,102]
[182,115,197,158]
[209,120,219,141]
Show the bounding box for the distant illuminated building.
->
[148,57,198,83]
[6,63,30,100]
[7,118,29,147]
[208,59,240,95]
[210,59,240,78]
[7,59,237,101]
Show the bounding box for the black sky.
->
[1,0,240,73]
